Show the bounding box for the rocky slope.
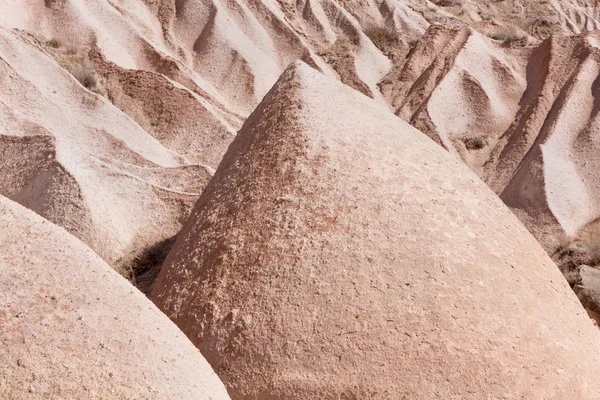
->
[0,27,215,273]
[0,195,230,399]
[4,0,600,398]
[3,1,600,271]
[151,62,600,399]
[381,24,600,270]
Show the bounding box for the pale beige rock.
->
[0,195,230,399]
[152,61,600,399]
[0,0,427,115]
[0,27,210,265]
[493,32,600,242]
[0,0,429,267]
[381,24,600,253]
[13,0,596,256]
[381,24,530,171]
[4,0,600,396]
[4,0,600,122]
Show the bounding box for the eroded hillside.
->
[3,0,600,271]
[4,0,600,398]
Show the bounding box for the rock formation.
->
[152,62,600,399]
[4,1,600,268]
[5,0,600,397]
[0,195,230,399]
[0,27,214,268]
[382,24,600,258]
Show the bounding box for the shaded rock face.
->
[0,195,230,399]
[152,62,600,399]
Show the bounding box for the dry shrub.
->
[47,38,63,48]
[465,136,486,150]
[556,222,600,269]
[486,26,524,42]
[68,62,96,87]
[579,228,600,265]
[117,237,175,284]
[555,232,574,254]
[43,37,106,97]
[67,61,104,94]
[432,0,461,7]
[89,234,118,266]
[364,25,399,51]
[89,234,174,284]
[65,43,80,55]
[528,15,560,38]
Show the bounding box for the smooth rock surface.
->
[0,195,230,400]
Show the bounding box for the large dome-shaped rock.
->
[152,61,600,399]
[0,195,230,399]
